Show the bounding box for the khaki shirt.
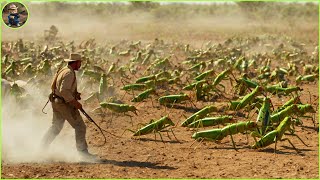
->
[53,65,77,102]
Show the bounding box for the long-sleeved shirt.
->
[53,65,77,102]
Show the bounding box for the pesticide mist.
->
[2,82,80,163]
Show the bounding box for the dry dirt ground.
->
[1,4,319,179]
[2,72,319,179]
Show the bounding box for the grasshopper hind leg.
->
[121,91,127,101]
[228,128,237,151]
[229,134,237,151]
[153,130,165,144]
[169,128,180,143]
[281,138,302,154]
[291,134,308,147]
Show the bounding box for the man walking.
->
[42,53,96,160]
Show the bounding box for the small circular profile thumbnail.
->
[2,2,29,28]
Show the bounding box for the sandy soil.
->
[2,67,319,179]
[1,3,318,179]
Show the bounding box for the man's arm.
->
[59,71,82,109]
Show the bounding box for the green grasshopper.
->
[296,104,316,115]
[121,84,147,91]
[99,73,109,96]
[233,56,245,71]
[239,77,259,89]
[273,96,301,114]
[181,105,217,127]
[22,63,34,77]
[183,80,206,91]
[131,88,157,102]
[270,103,315,125]
[38,59,51,76]
[229,101,240,111]
[192,121,258,150]
[211,69,231,91]
[197,74,233,100]
[270,104,298,124]
[152,58,172,70]
[235,86,263,111]
[296,74,318,84]
[295,104,317,127]
[99,102,138,115]
[187,61,206,72]
[194,69,215,81]
[95,102,138,125]
[118,49,131,56]
[251,117,307,154]
[266,85,302,95]
[234,76,258,96]
[128,116,178,143]
[141,50,154,65]
[269,67,287,82]
[4,61,17,77]
[82,69,101,82]
[135,75,156,83]
[256,97,272,136]
[154,77,169,88]
[158,94,191,106]
[130,51,143,62]
[168,76,181,85]
[107,62,116,74]
[187,116,234,128]
[143,79,156,88]
[195,82,213,101]
[155,71,172,79]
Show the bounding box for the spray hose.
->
[42,98,120,146]
[80,108,121,147]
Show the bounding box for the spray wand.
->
[80,108,120,146]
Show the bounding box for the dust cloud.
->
[2,82,79,163]
[2,2,317,46]
[0,3,271,45]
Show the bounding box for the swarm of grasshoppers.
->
[3,36,317,155]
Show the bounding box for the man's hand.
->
[69,99,82,109]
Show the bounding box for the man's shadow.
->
[80,158,176,170]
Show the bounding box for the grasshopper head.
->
[266,97,272,103]
[293,118,303,126]
[304,104,316,113]
[257,86,265,92]
[129,106,138,115]
[99,102,109,108]
[208,105,218,112]
[164,117,175,126]
[191,132,200,140]
[251,144,258,149]
[295,76,302,83]
[292,104,299,112]
[247,121,258,129]
[293,96,302,104]
[129,105,137,110]
[183,94,191,100]
[226,68,232,74]
[228,116,236,123]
